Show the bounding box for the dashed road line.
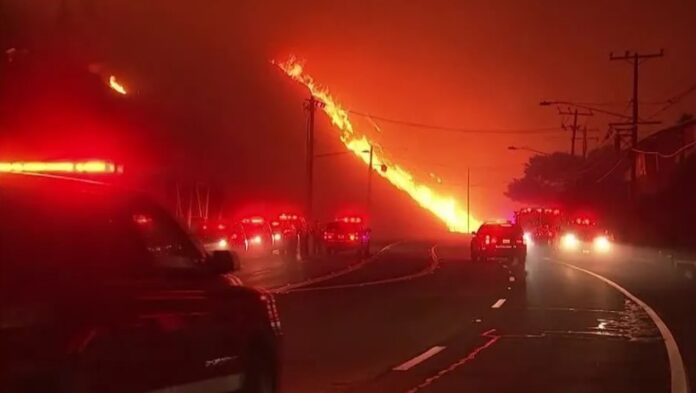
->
[559,261,688,393]
[393,346,447,371]
[508,276,515,282]
[403,329,500,393]
[491,298,506,308]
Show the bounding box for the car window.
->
[130,205,206,270]
[0,190,145,286]
[478,225,521,237]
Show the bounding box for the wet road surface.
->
[235,240,693,393]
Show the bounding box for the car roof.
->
[479,222,521,230]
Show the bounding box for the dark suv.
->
[0,174,281,393]
[471,221,527,270]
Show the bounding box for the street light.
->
[507,146,550,156]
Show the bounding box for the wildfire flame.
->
[274,56,479,232]
[109,75,127,95]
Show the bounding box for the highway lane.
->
[233,241,393,289]
[267,240,685,393]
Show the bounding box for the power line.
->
[347,110,564,134]
[596,154,628,183]
[646,83,696,120]
[633,140,696,158]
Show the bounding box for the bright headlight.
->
[593,235,611,253]
[560,233,579,250]
[523,232,533,246]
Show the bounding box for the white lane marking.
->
[146,374,242,393]
[560,262,688,393]
[269,242,403,294]
[491,298,506,308]
[393,346,446,371]
[508,276,515,282]
[286,244,441,293]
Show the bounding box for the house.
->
[635,118,696,194]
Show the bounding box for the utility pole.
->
[557,107,593,156]
[366,144,374,217]
[582,125,588,159]
[610,49,664,199]
[304,95,321,220]
[467,167,471,233]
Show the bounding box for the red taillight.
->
[324,232,335,240]
[484,235,490,245]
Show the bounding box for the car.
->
[193,219,247,254]
[271,213,308,259]
[321,216,371,256]
[471,221,527,270]
[0,173,282,393]
[556,216,614,256]
[241,216,274,257]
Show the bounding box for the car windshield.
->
[0,188,142,287]
[4,2,696,393]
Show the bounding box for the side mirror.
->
[471,231,477,236]
[207,250,241,274]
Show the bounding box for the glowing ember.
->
[109,75,127,95]
[274,56,479,232]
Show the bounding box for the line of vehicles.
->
[471,207,615,271]
[192,213,371,260]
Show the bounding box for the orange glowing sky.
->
[4,0,695,225]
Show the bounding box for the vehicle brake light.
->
[242,217,265,224]
[250,235,262,245]
[338,216,362,223]
[217,239,229,249]
[349,233,357,241]
[217,224,226,230]
[484,235,491,245]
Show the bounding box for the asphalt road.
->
[234,240,695,393]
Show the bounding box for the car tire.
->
[241,346,276,393]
